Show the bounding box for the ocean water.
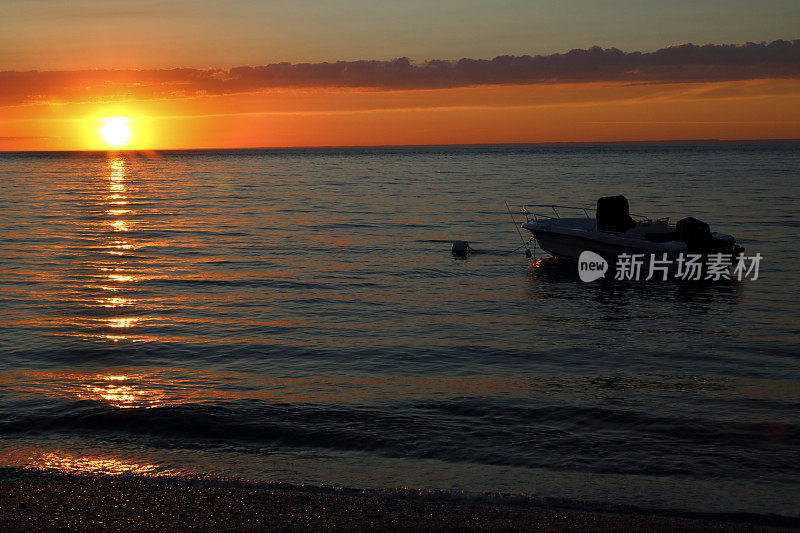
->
[0,144,798,516]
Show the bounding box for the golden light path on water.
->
[98,156,140,342]
[71,158,174,412]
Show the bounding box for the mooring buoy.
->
[451,240,470,257]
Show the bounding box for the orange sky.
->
[1,78,799,151]
[3,2,799,150]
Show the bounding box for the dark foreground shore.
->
[1,472,797,532]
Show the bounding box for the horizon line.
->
[2,138,799,154]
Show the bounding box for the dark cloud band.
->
[2,40,798,106]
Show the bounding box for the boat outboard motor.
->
[596,195,637,233]
[676,216,741,254]
[675,217,713,252]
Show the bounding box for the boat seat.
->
[596,195,637,233]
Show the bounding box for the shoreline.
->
[1,470,797,532]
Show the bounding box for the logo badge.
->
[578,250,608,282]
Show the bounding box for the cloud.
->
[1,40,799,106]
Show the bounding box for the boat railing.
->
[522,204,653,223]
[522,204,593,222]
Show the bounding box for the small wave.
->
[1,399,796,482]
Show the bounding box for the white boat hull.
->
[529,228,682,262]
[522,218,686,263]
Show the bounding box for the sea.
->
[0,143,798,516]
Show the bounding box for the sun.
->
[100,117,133,148]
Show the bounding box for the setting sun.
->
[100,117,132,148]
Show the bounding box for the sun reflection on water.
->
[98,285,123,292]
[110,219,129,231]
[107,273,135,283]
[109,157,125,175]
[90,155,149,341]
[78,374,171,409]
[106,240,135,256]
[97,297,133,308]
[30,452,171,477]
[107,317,139,328]
[107,195,127,205]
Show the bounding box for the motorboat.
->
[521,195,742,263]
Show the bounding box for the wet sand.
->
[1,472,797,532]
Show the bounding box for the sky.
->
[1,0,799,150]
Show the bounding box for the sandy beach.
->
[1,472,796,532]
